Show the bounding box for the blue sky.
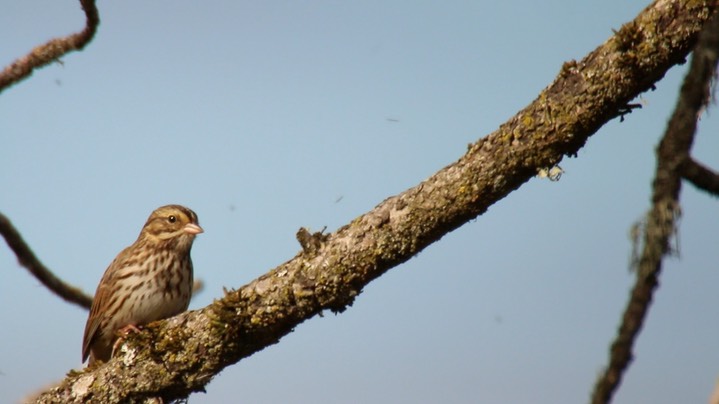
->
[1,1,718,403]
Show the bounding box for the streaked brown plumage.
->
[82,205,202,364]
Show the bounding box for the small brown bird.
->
[82,205,203,364]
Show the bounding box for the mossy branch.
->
[33,0,718,402]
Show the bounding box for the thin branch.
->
[681,154,719,196]
[679,1,719,198]
[0,0,99,94]
[0,212,93,309]
[591,7,719,404]
[191,279,205,296]
[30,0,718,402]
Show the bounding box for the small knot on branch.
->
[296,227,328,254]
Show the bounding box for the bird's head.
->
[140,205,203,246]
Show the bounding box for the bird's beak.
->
[183,223,204,235]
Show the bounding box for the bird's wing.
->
[81,247,130,362]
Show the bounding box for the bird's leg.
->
[118,324,142,335]
[111,324,143,358]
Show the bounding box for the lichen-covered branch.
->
[0,212,93,309]
[34,0,718,402]
[0,0,99,94]
[591,6,719,404]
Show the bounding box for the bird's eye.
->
[168,215,177,223]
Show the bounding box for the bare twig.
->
[591,8,719,404]
[191,279,204,296]
[30,1,718,402]
[0,0,99,93]
[0,212,93,309]
[681,157,719,196]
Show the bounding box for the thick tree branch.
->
[0,212,93,309]
[0,0,99,94]
[591,6,719,404]
[33,0,718,402]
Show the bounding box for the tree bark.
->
[34,0,719,402]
